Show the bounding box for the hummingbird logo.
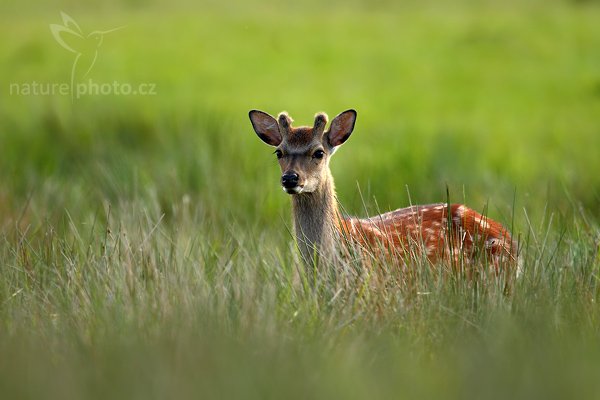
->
[50,12,124,97]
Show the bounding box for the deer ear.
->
[249,110,282,146]
[327,109,357,147]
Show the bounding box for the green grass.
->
[1,0,600,398]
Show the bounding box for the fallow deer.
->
[249,109,518,274]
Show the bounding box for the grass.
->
[1,0,600,398]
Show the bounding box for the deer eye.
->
[312,150,325,159]
[274,150,283,159]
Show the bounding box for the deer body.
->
[249,109,517,270]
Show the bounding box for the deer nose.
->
[281,172,299,188]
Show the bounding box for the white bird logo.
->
[50,12,124,94]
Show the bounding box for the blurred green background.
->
[2,0,600,222]
[1,0,600,399]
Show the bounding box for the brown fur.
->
[285,127,315,146]
[339,203,517,272]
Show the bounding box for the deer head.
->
[249,109,357,194]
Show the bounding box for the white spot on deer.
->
[473,216,490,231]
[370,225,384,238]
[426,244,437,256]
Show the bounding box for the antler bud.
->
[313,112,328,137]
[277,112,293,136]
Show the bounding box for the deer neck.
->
[291,172,340,266]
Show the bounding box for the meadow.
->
[1,0,600,398]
